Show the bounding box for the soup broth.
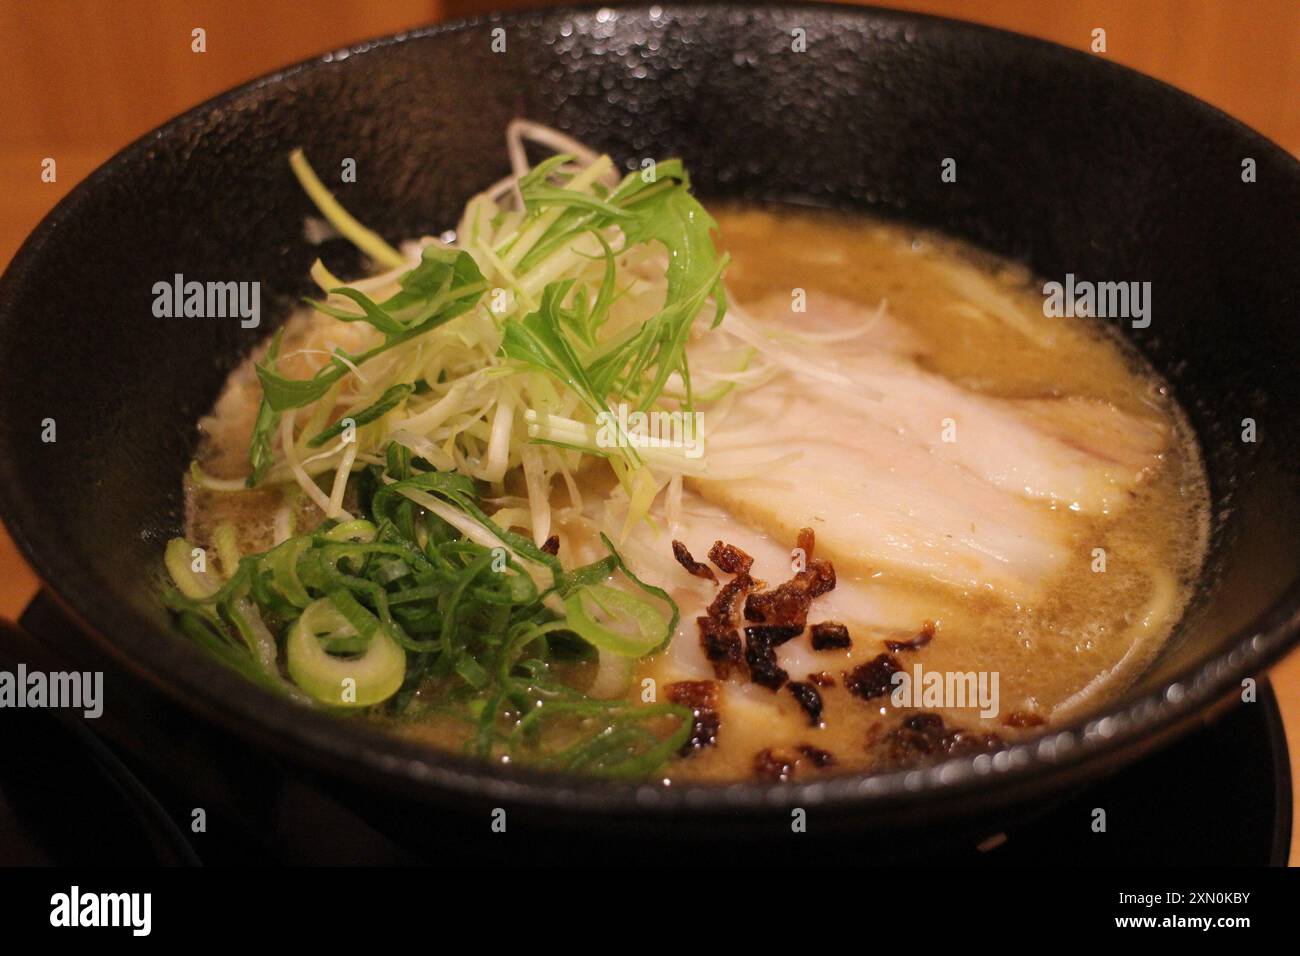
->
[184,204,1208,784]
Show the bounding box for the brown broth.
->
[186,206,1209,784]
[629,207,1208,782]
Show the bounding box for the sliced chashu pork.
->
[836,357,1168,515]
[631,493,937,686]
[693,295,1167,601]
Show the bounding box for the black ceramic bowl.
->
[1,3,1298,842]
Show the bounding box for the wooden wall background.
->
[1,0,1296,861]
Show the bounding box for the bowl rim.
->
[2,0,1298,819]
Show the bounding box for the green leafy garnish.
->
[306,383,414,448]
[168,449,689,776]
[508,158,729,414]
[174,127,749,778]
[247,329,285,486]
[253,246,487,417]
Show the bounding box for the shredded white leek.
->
[289,149,407,270]
[243,122,798,542]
